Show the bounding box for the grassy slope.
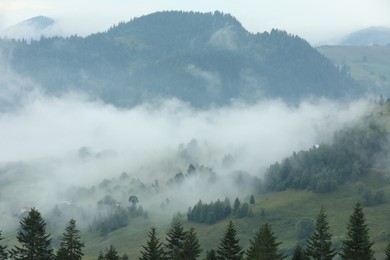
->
[80,173,390,259]
[317,45,390,94]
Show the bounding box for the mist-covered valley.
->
[0,51,374,232]
[1,9,390,260]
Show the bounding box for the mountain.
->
[0,11,361,108]
[1,16,57,40]
[338,26,390,46]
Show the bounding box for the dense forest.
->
[0,11,360,108]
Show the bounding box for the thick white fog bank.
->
[0,94,370,173]
[0,60,373,230]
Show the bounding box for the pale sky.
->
[0,0,390,44]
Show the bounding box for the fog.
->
[0,59,372,231]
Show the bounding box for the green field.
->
[78,172,390,259]
[317,45,390,95]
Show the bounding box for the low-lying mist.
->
[0,58,372,232]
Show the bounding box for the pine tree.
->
[165,220,186,259]
[182,227,202,260]
[56,218,85,260]
[205,249,217,260]
[305,207,336,259]
[105,245,119,260]
[246,223,284,260]
[0,230,8,260]
[385,240,390,260]
[249,195,255,205]
[292,242,308,260]
[97,250,105,260]
[233,198,241,216]
[140,227,166,260]
[11,208,53,260]
[216,221,243,260]
[340,202,374,260]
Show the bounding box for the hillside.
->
[338,26,390,46]
[77,104,390,259]
[0,11,360,108]
[317,45,390,96]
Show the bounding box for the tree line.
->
[1,202,390,259]
[187,196,255,224]
[264,119,387,194]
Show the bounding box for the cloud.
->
[209,25,237,50]
[185,64,221,95]
[0,60,372,230]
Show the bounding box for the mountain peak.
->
[2,16,56,40]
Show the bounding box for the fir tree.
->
[105,245,120,260]
[165,220,186,259]
[249,195,255,205]
[233,198,241,216]
[11,208,53,260]
[56,218,85,260]
[0,230,8,260]
[305,207,336,259]
[140,227,166,260]
[216,221,243,260]
[205,249,217,260]
[97,250,105,260]
[385,240,390,260]
[246,223,284,260]
[340,202,374,260]
[292,242,308,260]
[182,227,202,260]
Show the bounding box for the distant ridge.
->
[339,26,390,46]
[0,11,362,108]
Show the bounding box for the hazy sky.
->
[1,0,390,44]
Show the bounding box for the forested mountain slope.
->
[0,11,360,107]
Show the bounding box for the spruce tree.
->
[216,221,243,260]
[11,208,53,260]
[105,245,120,260]
[56,218,85,260]
[165,220,186,259]
[0,230,8,260]
[182,227,202,260]
[205,249,217,260]
[233,198,241,216]
[305,207,336,259]
[385,240,390,260]
[97,250,105,260]
[340,202,374,260]
[140,227,166,260]
[292,242,308,260]
[246,223,284,260]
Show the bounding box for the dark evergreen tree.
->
[56,218,85,260]
[140,227,166,260]
[246,223,284,260]
[11,208,53,260]
[340,202,374,260]
[121,253,129,260]
[292,242,308,260]
[385,240,390,260]
[249,195,255,205]
[216,221,243,260]
[305,207,336,259]
[233,198,241,216]
[165,220,186,259]
[97,250,105,260]
[105,245,120,260]
[205,249,217,260]
[182,227,202,260]
[0,230,8,260]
